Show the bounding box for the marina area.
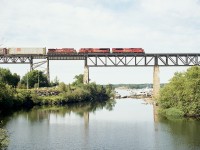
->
[115,87,153,99]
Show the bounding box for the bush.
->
[159,66,200,117]
[0,83,15,109]
[0,128,9,150]
[165,108,184,119]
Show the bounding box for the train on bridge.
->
[0,48,145,55]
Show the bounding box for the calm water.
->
[2,98,200,150]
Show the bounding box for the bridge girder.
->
[85,54,200,67]
[0,53,199,66]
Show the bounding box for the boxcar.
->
[7,48,46,55]
[0,48,7,55]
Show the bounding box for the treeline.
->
[158,66,200,118]
[113,83,165,89]
[0,67,53,88]
[0,68,114,110]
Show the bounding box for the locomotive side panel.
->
[93,48,110,53]
[112,48,124,53]
[48,48,77,54]
[79,48,93,53]
[79,48,110,53]
[123,48,144,53]
[112,48,145,53]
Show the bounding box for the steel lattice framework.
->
[0,55,46,64]
[0,55,32,64]
[0,53,199,66]
[85,53,200,67]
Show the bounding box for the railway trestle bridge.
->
[0,53,200,99]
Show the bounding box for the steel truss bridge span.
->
[86,53,200,67]
[0,53,199,66]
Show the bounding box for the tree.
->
[50,76,59,86]
[159,66,200,117]
[20,70,49,88]
[0,68,20,87]
[72,74,83,86]
[106,84,113,97]
[58,82,67,92]
[0,127,9,149]
[0,82,15,109]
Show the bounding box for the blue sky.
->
[0,0,199,84]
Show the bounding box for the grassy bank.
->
[0,83,114,110]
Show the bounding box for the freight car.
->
[1,48,46,55]
[112,48,144,53]
[48,48,77,55]
[79,48,110,53]
[0,48,7,55]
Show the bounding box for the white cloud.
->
[0,0,199,83]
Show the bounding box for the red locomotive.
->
[48,48,77,55]
[112,48,144,53]
[79,48,110,53]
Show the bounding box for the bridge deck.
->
[0,53,199,66]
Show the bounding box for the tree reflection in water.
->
[5,99,116,124]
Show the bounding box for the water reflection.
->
[5,99,116,126]
[1,98,200,150]
[156,117,200,149]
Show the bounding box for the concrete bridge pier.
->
[153,65,160,100]
[83,66,89,84]
[83,59,89,84]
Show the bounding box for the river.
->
[1,90,200,150]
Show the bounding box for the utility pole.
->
[38,70,40,88]
[27,70,29,90]
[47,58,50,83]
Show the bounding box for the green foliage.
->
[158,108,184,119]
[58,82,67,92]
[62,87,90,103]
[0,83,15,109]
[14,90,33,107]
[72,74,83,86]
[0,127,9,150]
[159,66,200,117]
[0,68,20,87]
[105,84,114,97]
[21,70,49,88]
[0,70,113,110]
[50,76,59,87]
[83,83,110,101]
[17,82,26,89]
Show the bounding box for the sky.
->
[0,0,200,84]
